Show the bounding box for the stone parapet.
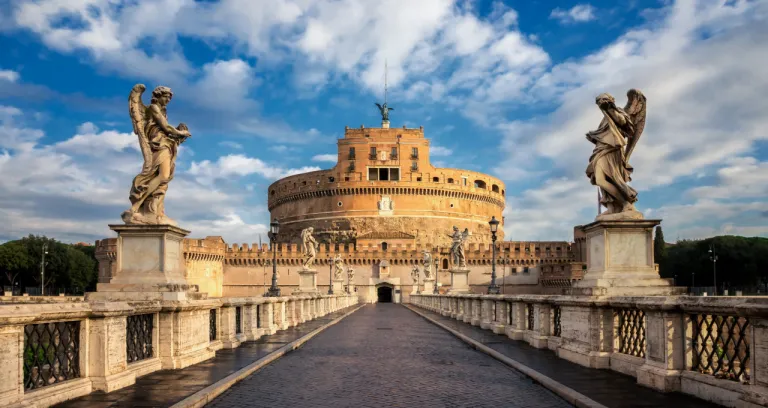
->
[411,293,768,408]
[0,293,357,407]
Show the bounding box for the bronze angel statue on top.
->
[122,84,191,225]
[586,89,646,220]
[375,102,393,122]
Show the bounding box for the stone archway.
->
[377,285,393,303]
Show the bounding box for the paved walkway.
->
[409,306,721,408]
[208,304,572,408]
[55,306,357,408]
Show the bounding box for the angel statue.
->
[301,227,318,269]
[122,84,191,225]
[411,265,420,283]
[375,102,394,122]
[449,226,470,268]
[422,250,433,280]
[333,254,345,280]
[347,266,355,281]
[586,89,646,220]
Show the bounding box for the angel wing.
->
[128,84,152,172]
[387,107,394,111]
[374,102,383,111]
[623,88,646,163]
[461,228,470,242]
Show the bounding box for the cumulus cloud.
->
[311,154,337,162]
[550,5,596,24]
[0,69,20,82]
[189,154,321,182]
[430,146,453,157]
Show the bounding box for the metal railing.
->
[126,314,153,363]
[23,321,80,390]
[691,313,750,382]
[616,308,646,358]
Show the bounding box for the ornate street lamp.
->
[487,216,500,294]
[266,219,281,297]
[433,254,439,294]
[709,244,718,296]
[328,256,334,295]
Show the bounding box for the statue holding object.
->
[449,227,470,268]
[122,84,191,225]
[301,227,318,269]
[586,89,647,220]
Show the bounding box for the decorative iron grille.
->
[553,305,562,337]
[691,313,750,382]
[616,308,646,358]
[526,303,534,330]
[209,309,217,341]
[256,305,262,328]
[23,321,80,390]
[235,307,242,335]
[126,314,153,363]
[507,302,513,325]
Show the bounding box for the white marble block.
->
[296,269,318,293]
[449,268,470,293]
[423,279,435,294]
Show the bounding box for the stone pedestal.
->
[411,283,419,295]
[295,269,318,293]
[423,279,435,294]
[332,279,344,294]
[571,219,686,296]
[449,268,470,293]
[347,282,355,294]
[382,120,390,129]
[87,224,203,301]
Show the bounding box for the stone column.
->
[463,297,473,324]
[480,298,494,330]
[471,297,483,326]
[636,308,685,391]
[158,300,218,369]
[332,279,345,294]
[491,299,507,335]
[88,302,136,392]
[556,302,612,369]
[423,278,435,294]
[529,303,551,349]
[219,305,242,349]
[505,302,526,340]
[243,303,261,341]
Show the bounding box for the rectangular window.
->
[370,147,377,157]
[368,168,378,181]
[411,147,418,158]
[411,161,418,170]
[391,147,397,158]
[462,177,468,186]
[349,147,355,159]
[368,167,399,181]
[391,168,400,181]
[379,168,389,181]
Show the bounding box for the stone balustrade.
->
[411,293,768,408]
[0,293,356,407]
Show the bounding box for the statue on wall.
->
[347,266,355,281]
[123,84,191,225]
[377,196,394,211]
[422,250,433,279]
[375,102,394,122]
[411,265,420,283]
[586,89,647,220]
[333,254,345,280]
[449,226,469,268]
[301,227,318,269]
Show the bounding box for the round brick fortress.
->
[268,125,505,247]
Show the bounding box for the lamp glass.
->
[488,216,499,233]
[270,219,280,235]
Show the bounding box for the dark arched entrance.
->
[377,286,393,303]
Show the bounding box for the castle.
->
[96,123,583,303]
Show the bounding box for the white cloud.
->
[219,141,244,150]
[430,146,453,156]
[496,0,768,240]
[0,69,20,82]
[189,154,321,182]
[311,154,337,162]
[550,5,596,24]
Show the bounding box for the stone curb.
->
[404,305,609,408]
[170,304,365,408]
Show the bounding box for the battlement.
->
[343,125,424,140]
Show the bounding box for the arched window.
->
[474,180,487,189]
[442,259,448,270]
[491,184,499,193]
[381,242,388,251]
[270,190,276,196]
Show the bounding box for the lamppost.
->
[327,257,334,295]
[40,243,48,296]
[346,265,350,294]
[709,244,718,296]
[266,219,281,297]
[502,255,509,294]
[433,255,439,294]
[488,216,500,294]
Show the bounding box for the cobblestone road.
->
[207,304,571,408]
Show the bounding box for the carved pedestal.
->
[332,279,345,294]
[423,279,435,294]
[87,224,203,301]
[295,269,318,293]
[571,219,685,296]
[411,283,419,295]
[449,268,470,293]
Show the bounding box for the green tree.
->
[0,241,30,288]
[654,226,668,277]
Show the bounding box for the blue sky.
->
[0,0,766,244]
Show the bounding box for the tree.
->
[0,241,30,288]
[654,226,668,277]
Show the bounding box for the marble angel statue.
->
[122,84,191,225]
[333,254,345,280]
[422,250,433,279]
[586,89,647,220]
[301,227,318,269]
[449,227,470,268]
[411,265,420,283]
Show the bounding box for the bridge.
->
[1,291,765,408]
